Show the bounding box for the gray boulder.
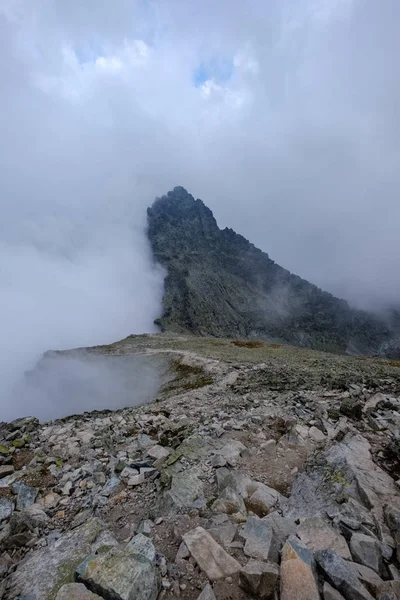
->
[280,535,319,600]
[323,582,346,599]
[297,516,351,560]
[196,583,217,600]
[55,583,103,599]
[7,518,110,600]
[0,498,13,522]
[160,471,204,513]
[315,549,374,600]
[239,516,279,563]
[239,559,279,599]
[12,482,38,510]
[75,539,160,600]
[349,533,383,575]
[183,526,241,580]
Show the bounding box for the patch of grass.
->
[173,361,204,376]
[162,358,214,394]
[388,360,400,368]
[323,466,349,487]
[232,339,264,349]
[181,375,214,390]
[12,439,25,448]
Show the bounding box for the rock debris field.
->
[2,333,400,600]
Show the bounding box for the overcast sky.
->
[1,0,400,416]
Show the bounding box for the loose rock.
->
[55,583,103,600]
[349,532,383,575]
[280,535,320,600]
[240,516,279,562]
[183,526,241,580]
[239,559,279,599]
[76,539,160,600]
[297,516,351,560]
[196,583,217,600]
[315,549,374,600]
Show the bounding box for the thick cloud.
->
[1,0,400,418]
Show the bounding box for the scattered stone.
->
[262,512,297,549]
[240,516,279,563]
[280,535,319,600]
[12,482,38,510]
[384,504,400,535]
[207,521,237,548]
[55,583,103,600]
[211,454,227,467]
[349,532,383,575]
[215,468,253,499]
[0,552,13,578]
[183,526,241,580]
[140,467,156,477]
[216,440,246,467]
[0,498,13,521]
[309,426,326,442]
[92,472,106,485]
[347,562,386,597]
[137,519,154,535]
[127,533,157,562]
[211,486,246,515]
[120,466,139,479]
[323,582,346,600]
[44,492,61,509]
[260,440,276,456]
[62,481,73,496]
[340,398,362,419]
[176,541,190,564]
[377,581,400,599]
[9,505,49,534]
[101,476,120,496]
[196,583,217,600]
[161,471,203,512]
[297,516,351,560]
[76,540,160,600]
[128,473,146,486]
[147,445,171,460]
[7,519,110,600]
[0,465,14,478]
[239,559,279,599]
[246,483,283,517]
[3,335,400,600]
[363,393,386,414]
[315,549,374,600]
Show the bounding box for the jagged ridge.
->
[147,187,397,355]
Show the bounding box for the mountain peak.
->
[147,187,393,354]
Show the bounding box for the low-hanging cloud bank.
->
[1,0,400,419]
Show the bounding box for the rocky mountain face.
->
[1,333,400,600]
[147,186,396,355]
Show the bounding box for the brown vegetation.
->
[231,339,264,349]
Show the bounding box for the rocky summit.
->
[147,186,400,356]
[2,333,400,599]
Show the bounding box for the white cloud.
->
[1,0,400,418]
[95,55,123,71]
[234,47,259,75]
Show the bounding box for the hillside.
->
[2,333,400,600]
[147,187,394,355]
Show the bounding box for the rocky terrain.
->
[147,187,400,356]
[2,334,400,599]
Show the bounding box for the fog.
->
[13,352,169,422]
[1,0,400,420]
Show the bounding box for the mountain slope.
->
[147,186,392,354]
